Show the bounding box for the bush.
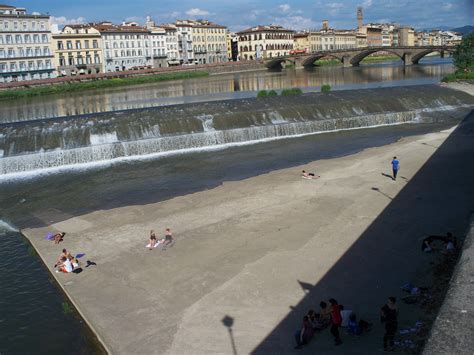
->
[268,90,278,96]
[281,87,303,96]
[321,84,331,93]
[257,90,268,98]
[453,32,474,72]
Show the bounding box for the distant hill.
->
[450,25,474,35]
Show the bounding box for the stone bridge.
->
[265,46,455,69]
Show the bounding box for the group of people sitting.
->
[54,248,80,273]
[294,299,371,350]
[148,228,174,250]
[421,232,456,254]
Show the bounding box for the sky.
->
[8,0,473,31]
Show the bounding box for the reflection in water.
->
[0,58,453,123]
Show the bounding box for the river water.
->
[0,57,464,354]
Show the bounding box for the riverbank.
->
[20,107,474,354]
[0,71,209,101]
[0,60,265,98]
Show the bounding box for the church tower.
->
[357,7,363,30]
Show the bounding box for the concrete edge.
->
[422,214,474,354]
[20,229,112,355]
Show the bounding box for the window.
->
[57,41,63,50]
[84,40,89,49]
[59,56,65,66]
[0,62,6,72]
[68,56,74,65]
[76,41,81,49]
[35,48,41,56]
[0,49,4,58]
[6,35,12,44]
[67,41,72,49]
[28,61,34,70]
[43,47,49,55]
[93,40,98,48]
[94,55,100,64]
[42,34,48,43]
[8,48,14,57]
[15,35,22,43]
[25,34,31,43]
[33,34,39,43]
[19,61,26,70]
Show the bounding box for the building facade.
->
[52,25,104,76]
[293,32,309,52]
[307,21,364,52]
[398,27,415,46]
[161,25,179,65]
[237,25,294,60]
[145,17,167,68]
[175,21,194,64]
[0,4,55,82]
[93,22,151,72]
[189,20,227,64]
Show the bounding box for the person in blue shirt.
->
[391,157,400,180]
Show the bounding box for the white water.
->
[0,112,419,180]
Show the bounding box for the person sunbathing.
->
[302,170,319,179]
[56,256,73,273]
[163,228,174,246]
[53,232,66,244]
[54,249,72,268]
[149,230,157,250]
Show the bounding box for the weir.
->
[1,85,473,175]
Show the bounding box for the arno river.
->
[0,56,453,123]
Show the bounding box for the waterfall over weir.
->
[1,85,473,175]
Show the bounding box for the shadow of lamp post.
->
[222,315,237,355]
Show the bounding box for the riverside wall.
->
[423,215,474,354]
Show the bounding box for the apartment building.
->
[52,24,103,76]
[398,27,415,46]
[145,17,167,68]
[93,22,151,72]
[307,21,364,52]
[237,25,294,60]
[175,21,194,64]
[293,32,309,52]
[0,4,55,82]
[161,25,179,65]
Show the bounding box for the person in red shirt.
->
[329,298,343,345]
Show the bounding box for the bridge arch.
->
[411,47,454,64]
[264,58,296,69]
[301,54,344,67]
[350,49,404,66]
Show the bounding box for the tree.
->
[453,32,474,72]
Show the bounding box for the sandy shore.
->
[22,111,474,354]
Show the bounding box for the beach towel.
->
[45,232,55,240]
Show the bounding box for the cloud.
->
[442,2,454,10]
[185,8,210,17]
[327,2,344,16]
[279,4,291,13]
[362,0,373,7]
[50,16,86,26]
[272,16,317,30]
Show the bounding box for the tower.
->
[357,7,363,30]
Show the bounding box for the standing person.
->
[329,298,343,345]
[391,157,400,181]
[381,297,398,351]
[294,315,315,350]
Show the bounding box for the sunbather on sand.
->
[163,228,174,246]
[53,232,65,244]
[149,230,157,250]
[302,170,319,179]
